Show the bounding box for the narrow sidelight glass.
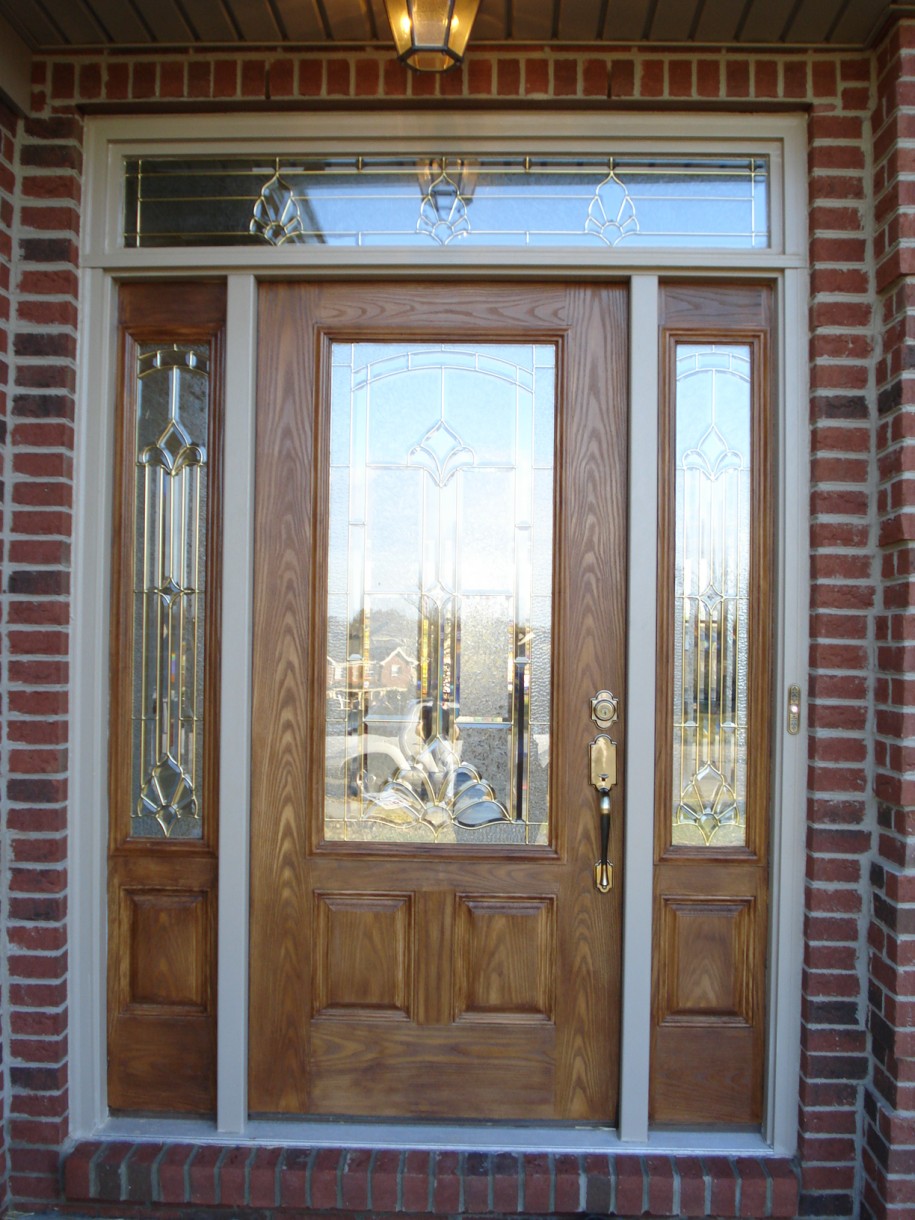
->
[129,344,209,839]
[671,344,751,848]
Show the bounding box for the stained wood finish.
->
[250,281,627,1120]
[651,281,774,1126]
[107,280,224,1115]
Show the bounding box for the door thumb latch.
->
[589,732,617,893]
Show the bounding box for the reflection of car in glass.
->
[327,700,461,796]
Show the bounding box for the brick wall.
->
[0,94,19,1220]
[0,31,898,1220]
[3,100,80,1208]
[863,18,915,1220]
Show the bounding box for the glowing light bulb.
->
[400,15,412,34]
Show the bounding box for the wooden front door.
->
[249,282,628,1120]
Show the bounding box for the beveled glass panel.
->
[130,344,209,839]
[324,342,555,845]
[123,154,769,250]
[671,344,751,848]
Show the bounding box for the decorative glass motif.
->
[671,344,751,848]
[324,343,555,845]
[123,154,769,250]
[130,344,209,838]
[416,159,474,244]
[249,167,306,245]
[585,170,640,244]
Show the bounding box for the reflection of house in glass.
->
[322,341,555,844]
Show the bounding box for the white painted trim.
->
[618,275,659,1145]
[93,1112,775,1155]
[69,111,809,1155]
[216,276,258,1133]
[69,270,117,1136]
[765,268,810,1154]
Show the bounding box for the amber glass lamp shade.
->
[384,0,482,72]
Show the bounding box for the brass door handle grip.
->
[589,733,617,893]
[595,789,612,893]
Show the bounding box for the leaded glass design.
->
[325,342,554,845]
[671,345,751,848]
[123,154,769,250]
[130,344,209,839]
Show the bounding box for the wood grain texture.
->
[659,895,756,1023]
[126,889,209,1009]
[313,892,413,1017]
[453,896,555,1022]
[249,281,628,1120]
[107,281,224,1116]
[650,281,774,1127]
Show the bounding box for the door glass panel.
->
[324,342,555,845]
[671,344,751,847]
[130,343,209,839]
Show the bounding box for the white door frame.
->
[69,110,809,1154]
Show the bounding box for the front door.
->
[248,282,628,1120]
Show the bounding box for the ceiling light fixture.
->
[383,0,482,72]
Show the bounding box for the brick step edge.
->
[63,1141,800,1217]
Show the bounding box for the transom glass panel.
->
[130,344,209,839]
[123,154,769,250]
[671,344,751,848]
[324,342,555,845]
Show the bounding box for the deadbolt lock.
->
[590,689,619,729]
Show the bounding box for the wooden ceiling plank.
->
[322,0,373,40]
[274,0,328,40]
[472,0,510,41]
[127,0,198,42]
[82,0,152,41]
[511,0,556,40]
[827,0,890,44]
[693,0,744,42]
[224,0,283,40]
[738,0,796,42]
[603,0,654,42]
[0,1,63,47]
[650,0,702,41]
[558,0,604,41]
[783,0,843,43]
[39,0,109,44]
[174,0,239,41]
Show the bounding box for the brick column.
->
[2,91,81,1207]
[865,16,915,1220]
[801,57,877,1220]
[0,94,20,1219]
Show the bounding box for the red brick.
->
[553,59,577,97]
[640,59,664,98]
[524,58,548,95]
[155,1144,195,1204]
[310,1148,341,1209]
[249,1146,281,1208]
[218,1146,250,1208]
[401,1149,430,1212]
[497,59,521,96]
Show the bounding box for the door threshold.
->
[93,1114,773,1155]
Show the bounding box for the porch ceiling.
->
[0,0,905,52]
